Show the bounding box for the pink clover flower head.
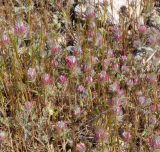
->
[114,33,123,42]
[100,71,109,81]
[56,121,67,134]
[1,34,10,46]
[112,27,122,42]
[117,89,125,97]
[51,44,61,55]
[95,127,109,142]
[134,76,139,85]
[66,55,77,68]
[85,76,93,84]
[73,47,82,57]
[77,85,86,93]
[15,21,26,35]
[41,73,53,85]
[115,105,123,116]
[76,143,86,152]
[27,68,37,80]
[107,49,114,58]
[24,101,33,110]
[59,75,68,84]
[149,136,160,150]
[81,64,91,73]
[126,79,134,87]
[138,96,146,105]
[110,26,119,33]
[121,55,128,61]
[57,121,66,129]
[51,60,59,68]
[138,25,147,33]
[149,115,157,126]
[85,6,96,19]
[120,130,132,142]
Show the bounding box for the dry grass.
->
[0,0,159,152]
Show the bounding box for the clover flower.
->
[15,21,26,35]
[100,71,109,81]
[41,73,53,85]
[59,75,68,84]
[66,56,77,68]
[27,68,37,80]
[95,127,109,142]
[76,143,86,152]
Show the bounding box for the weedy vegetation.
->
[0,0,159,152]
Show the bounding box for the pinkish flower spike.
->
[76,143,86,152]
[138,25,147,33]
[95,128,109,142]
[127,79,134,87]
[149,136,160,150]
[119,130,132,142]
[51,60,59,68]
[24,101,33,110]
[15,21,26,35]
[27,68,36,80]
[1,34,10,46]
[57,121,66,129]
[85,6,96,19]
[51,44,61,55]
[115,105,123,115]
[138,96,146,105]
[117,89,125,97]
[85,76,93,84]
[66,56,77,68]
[56,121,67,135]
[77,85,85,93]
[59,75,68,84]
[121,55,128,61]
[100,71,109,81]
[41,73,53,85]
